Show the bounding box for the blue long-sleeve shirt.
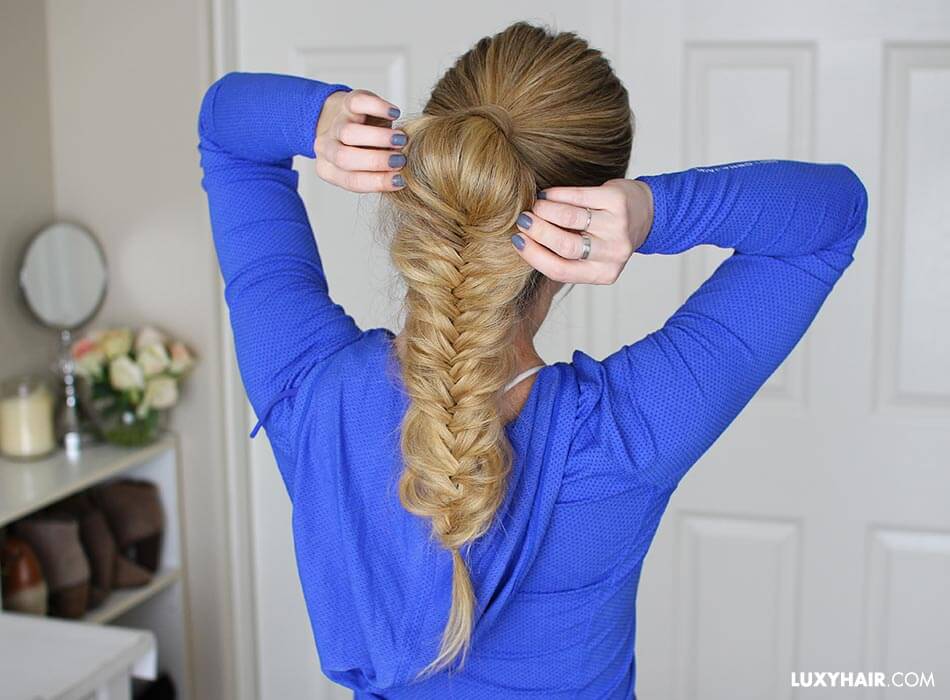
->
[198,72,868,699]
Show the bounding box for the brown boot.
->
[12,515,90,618]
[50,493,117,608]
[1,535,48,615]
[114,554,152,587]
[92,479,165,581]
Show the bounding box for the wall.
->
[44,1,234,697]
[0,0,56,378]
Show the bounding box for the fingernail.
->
[388,107,401,119]
[511,233,525,251]
[391,133,407,146]
[516,212,532,229]
[537,191,547,199]
[392,174,405,188]
[389,153,407,168]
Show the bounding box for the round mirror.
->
[19,222,108,330]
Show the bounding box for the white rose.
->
[137,343,170,377]
[144,376,178,410]
[100,329,134,359]
[135,326,167,352]
[109,355,145,391]
[169,341,195,375]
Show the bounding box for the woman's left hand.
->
[314,89,408,193]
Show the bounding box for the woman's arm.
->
[599,159,869,488]
[197,71,397,450]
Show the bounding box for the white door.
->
[220,2,950,698]
[621,3,950,699]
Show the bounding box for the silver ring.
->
[579,234,592,260]
[581,207,592,232]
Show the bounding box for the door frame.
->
[207,0,263,699]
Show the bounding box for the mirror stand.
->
[56,329,85,458]
[18,221,109,460]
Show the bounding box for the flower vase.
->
[100,407,166,447]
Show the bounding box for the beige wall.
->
[43,1,233,697]
[0,0,57,378]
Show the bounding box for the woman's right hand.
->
[511,178,654,284]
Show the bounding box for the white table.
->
[0,612,156,700]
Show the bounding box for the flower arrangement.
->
[71,326,196,446]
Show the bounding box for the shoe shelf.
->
[83,567,180,625]
[0,432,194,699]
[0,434,178,528]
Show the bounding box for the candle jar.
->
[0,375,57,460]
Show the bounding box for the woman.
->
[198,21,867,700]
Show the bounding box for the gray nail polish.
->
[389,153,407,168]
[511,233,526,251]
[517,212,532,229]
[391,133,407,146]
[388,107,401,119]
[392,174,405,188]
[537,191,547,200]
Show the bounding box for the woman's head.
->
[380,20,633,677]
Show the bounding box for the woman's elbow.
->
[825,163,870,262]
[196,80,219,144]
[833,164,870,245]
[197,72,241,144]
[839,164,869,222]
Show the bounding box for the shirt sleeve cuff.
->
[633,174,667,254]
[293,79,353,158]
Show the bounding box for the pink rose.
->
[169,341,195,375]
[72,337,106,379]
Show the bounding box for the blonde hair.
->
[381,20,634,678]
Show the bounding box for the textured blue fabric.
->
[198,72,868,698]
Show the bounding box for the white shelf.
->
[0,433,177,527]
[0,430,193,697]
[83,567,181,625]
[1,612,156,700]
